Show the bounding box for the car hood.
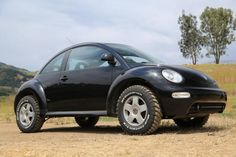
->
[158,64,218,88]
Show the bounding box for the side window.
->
[41,53,65,74]
[66,46,110,71]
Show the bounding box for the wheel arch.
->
[106,77,160,116]
[14,80,47,116]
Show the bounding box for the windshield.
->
[107,44,159,65]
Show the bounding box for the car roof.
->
[59,42,128,53]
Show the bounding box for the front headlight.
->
[162,69,183,83]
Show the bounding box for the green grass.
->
[0,64,236,123]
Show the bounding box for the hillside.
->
[0,62,35,96]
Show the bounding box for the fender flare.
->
[106,67,163,116]
[14,79,47,116]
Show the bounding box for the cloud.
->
[0,0,235,70]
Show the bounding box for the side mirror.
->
[101,53,116,65]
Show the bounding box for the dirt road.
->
[0,116,236,157]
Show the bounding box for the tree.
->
[200,7,236,64]
[178,11,203,65]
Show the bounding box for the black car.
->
[14,43,227,135]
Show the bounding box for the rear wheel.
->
[16,95,45,133]
[174,115,209,128]
[117,85,162,135]
[74,116,99,128]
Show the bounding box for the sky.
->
[0,0,236,71]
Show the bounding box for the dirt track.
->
[0,116,236,157]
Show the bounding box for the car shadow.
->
[42,125,123,134]
[155,125,227,134]
[41,124,228,135]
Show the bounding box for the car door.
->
[54,46,113,111]
[36,52,67,111]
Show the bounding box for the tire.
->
[117,85,162,135]
[16,95,45,133]
[74,116,99,128]
[174,115,209,128]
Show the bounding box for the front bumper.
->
[158,87,227,118]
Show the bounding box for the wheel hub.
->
[132,108,139,115]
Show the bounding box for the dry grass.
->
[0,95,15,122]
[0,64,236,123]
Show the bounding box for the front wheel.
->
[16,96,45,133]
[74,116,99,128]
[174,115,209,128]
[117,85,162,135]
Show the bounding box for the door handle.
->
[60,75,68,81]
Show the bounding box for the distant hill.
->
[0,62,35,96]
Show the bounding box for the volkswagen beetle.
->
[14,43,227,135]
